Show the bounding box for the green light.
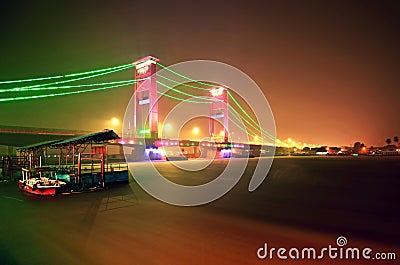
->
[156,61,275,141]
[0,63,133,85]
[228,107,275,141]
[157,91,210,104]
[157,68,272,140]
[0,75,64,85]
[157,81,211,101]
[156,62,214,87]
[228,116,258,139]
[155,92,253,143]
[157,73,209,91]
[227,91,275,140]
[156,79,274,141]
[0,82,134,102]
[156,76,275,141]
[139,129,150,134]
[0,78,146,93]
[0,59,277,144]
[0,64,133,93]
[64,63,133,78]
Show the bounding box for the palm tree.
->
[394,136,399,145]
[386,138,392,145]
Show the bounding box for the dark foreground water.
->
[0,156,399,265]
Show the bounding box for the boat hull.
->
[18,181,60,196]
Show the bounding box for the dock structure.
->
[49,129,127,188]
[2,130,129,192]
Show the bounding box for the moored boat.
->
[18,168,67,196]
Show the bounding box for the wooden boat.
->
[18,168,67,196]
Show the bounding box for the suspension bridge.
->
[0,55,305,159]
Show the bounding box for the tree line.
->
[386,136,399,145]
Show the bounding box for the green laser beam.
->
[0,82,134,102]
[156,63,276,141]
[0,78,147,93]
[0,63,133,85]
[156,62,214,87]
[0,64,133,93]
[157,91,210,104]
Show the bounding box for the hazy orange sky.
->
[0,0,399,147]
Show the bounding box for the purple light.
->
[220,148,232,158]
[221,149,232,154]
[145,148,162,155]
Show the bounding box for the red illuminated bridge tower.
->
[209,86,229,142]
[133,56,159,139]
[132,56,229,143]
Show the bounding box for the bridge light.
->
[111,117,119,126]
[139,129,150,134]
[210,87,224,97]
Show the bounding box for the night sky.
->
[0,0,399,146]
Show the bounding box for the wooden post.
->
[72,146,75,167]
[29,154,32,169]
[77,153,81,184]
[101,153,105,188]
[1,156,4,177]
[58,148,61,167]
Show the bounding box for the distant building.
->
[339,146,352,155]
[327,147,341,155]
[299,147,317,155]
[382,145,399,155]
[275,147,291,156]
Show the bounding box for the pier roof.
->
[17,140,62,151]
[52,130,120,147]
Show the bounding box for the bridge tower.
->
[209,86,229,142]
[133,56,159,139]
